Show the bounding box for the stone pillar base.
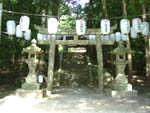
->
[105,89,138,98]
[112,83,132,91]
[22,83,40,90]
[16,89,46,99]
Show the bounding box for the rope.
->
[2,9,150,20]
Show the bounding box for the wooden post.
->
[47,35,56,91]
[0,3,2,46]
[96,35,104,90]
[74,35,78,41]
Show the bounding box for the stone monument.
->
[16,39,46,98]
[105,41,137,98]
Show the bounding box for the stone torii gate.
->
[35,25,116,91]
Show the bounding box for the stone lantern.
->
[112,41,130,85]
[105,41,137,98]
[16,39,46,98]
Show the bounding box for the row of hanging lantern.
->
[100,18,150,41]
[7,16,31,40]
[37,33,50,40]
[87,33,128,42]
[88,18,149,41]
[75,18,149,36]
[6,16,150,41]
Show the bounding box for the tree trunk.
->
[0,3,2,47]
[52,0,60,17]
[122,0,127,17]
[142,4,150,80]
[87,0,94,28]
[122,0,133,82]
[101,0,108,18]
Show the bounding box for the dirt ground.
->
[0,85,150,113]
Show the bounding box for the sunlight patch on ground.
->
[140,106,150,110]
[0,95,48,113]
[76,102,94,110]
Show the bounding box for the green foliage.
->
[59,15,75,29]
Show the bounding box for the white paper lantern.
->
[56,35,62,40]
[104,35,110,40]
[38,75,44,83]
[101,35,105,40]
[24,29,31,40]
[41,34,45,40]
[43,34,47,40]
[76,19,86,35]
[101,19,110,35]
[132,18,142,33]
[16,25,23,38]
[37,33,43,40]
[7,20,16,35]
[141,22,149,36]
[120,19,130,34]
[19,16,30,31]
[44,35,50,40]
[48,18,58,34]
[115,32,121,42]
[110,34,115,41]
[88,35,96,40]
[47,35,51,40]
[130,26,137,39]
[121,34,128,41]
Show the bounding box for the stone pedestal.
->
[106,74,137,98]
[105,78,137,98]
[105,89,138,98]
[105,67,137,98]
[16,89,46,99]
[22,83,40,90]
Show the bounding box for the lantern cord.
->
[2,9,150,20]
[2,9,57,18]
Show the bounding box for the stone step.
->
[57,49,90,86]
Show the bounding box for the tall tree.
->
[122,0,133,82]
[87,0,94,28]
[51,0,60,16]
[101,0,108,18]
[142,4,150,80]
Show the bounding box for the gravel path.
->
[33,87,150,113]
[0,87,150,113]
